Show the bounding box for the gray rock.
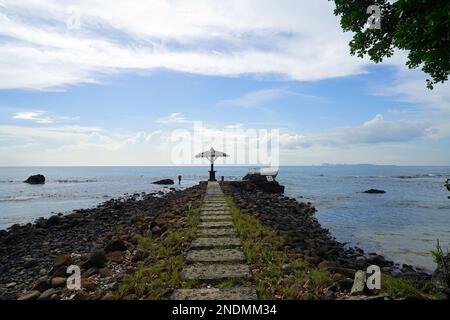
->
[24,174,45,185]
[32,277,50,292]
[82,250,107,269]
[152,179,174,185]
[23,258,38,268]
[54,254,72,267]
[18,290,41,300]
[338,278,354,291]
[104,239,127,253]
[363,189,386,194]
[38,288,56,300]
[51,277,67,288]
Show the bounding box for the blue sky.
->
[0,0,449,166]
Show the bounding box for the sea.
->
[0,165,449,271]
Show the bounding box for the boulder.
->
[32,277,50,292]
[47,215,61,226]
[82,250,107,269]
[151,225,162,235]
[152,179,175,185]
[24,174,46,185]
[18,290,41,300]
[38,288,56,300]
[106,251,124,263]
[54,254,73,267]
[233,179,285,194]
[101,292,115,300]
[364,189,386,194]
[104,239,127,253]
[51,277,66,288]
[131,249,149,262]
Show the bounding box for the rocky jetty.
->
[24,174,46,185]
[221,181,431,298]
[0,179,438,300]
[0,185,205,300]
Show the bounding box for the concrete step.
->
[171,287,257,300]
[197,228,237,237]
[181,264,252,280]
[202,207,230,211]
[201,210,231,216]
[198,221,234,229]
[190,237,241,249]
[200,215,233,222]
[187,248,246,263]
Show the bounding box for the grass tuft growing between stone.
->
[115,207,201,300]
[381,274,437,300]
[225,196,333,300]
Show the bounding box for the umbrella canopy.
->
[195,147,229,164]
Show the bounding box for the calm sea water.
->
[0,165,449,271]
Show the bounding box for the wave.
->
[336,173,447,179]
[393,174,447,179]
[0,196,41,202]
[55,179,97,183]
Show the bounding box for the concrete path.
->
[171,181,257,300]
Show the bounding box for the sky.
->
[0,0,449,166]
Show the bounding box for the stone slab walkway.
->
[172,181,257,300]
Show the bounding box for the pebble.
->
[51,277,67,288]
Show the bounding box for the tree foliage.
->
[331,0,450,89]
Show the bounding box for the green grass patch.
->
[381,274,437,300]
[116,207,201,300]
[225,196,332,300]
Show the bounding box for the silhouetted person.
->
[178,175,182,185]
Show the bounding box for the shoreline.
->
[0,181,439,300]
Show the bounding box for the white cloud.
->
[0,0,369,90]
[0,124,164,165]
[13,111,53,123]
[12,110,79,123]
[157,113,190,124]
[218,88,290,108]
[279,114,435,149]
[372,68,450,138]
[0,114,445,166]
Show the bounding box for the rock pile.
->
[0,185,205,300]
[221,181,431,298]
